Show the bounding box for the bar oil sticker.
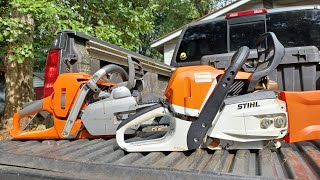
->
[194,72,212,83]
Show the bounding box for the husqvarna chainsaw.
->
[10,56,158,139]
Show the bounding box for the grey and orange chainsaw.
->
[10,32,320,152]
[10,56,158,139]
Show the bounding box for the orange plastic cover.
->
[281,91,320,143]
[10,72,114,140]
[164,65,251,110]
[52,73,90,117]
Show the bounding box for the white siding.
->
[163,40,177,65]
[272,0,317,8]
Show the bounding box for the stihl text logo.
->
[237,102,260,110]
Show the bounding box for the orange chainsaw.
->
[10,56,153,139]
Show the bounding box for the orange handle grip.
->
[10,96,54,138]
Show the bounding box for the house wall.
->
[160,0,318,65]
[163,40,177,65]
[272,0,317,8]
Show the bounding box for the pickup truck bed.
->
[2,10,320,178]
[0,138,319,179]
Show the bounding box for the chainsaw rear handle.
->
[19,100,43,117]
[11,98,53,137]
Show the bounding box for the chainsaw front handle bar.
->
[89,56,140,92]
[87,64,129,93]
[116,104,192,152]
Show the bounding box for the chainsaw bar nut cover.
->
[274,116,286,128]
[261,118,273,129]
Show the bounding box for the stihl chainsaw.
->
[116,32,320,151]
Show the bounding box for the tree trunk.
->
[0,14,34,130]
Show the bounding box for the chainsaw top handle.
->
[247,32,285,92]
[86,64,129,93]
[87,55,140,93]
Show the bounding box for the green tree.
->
[191,0,213,16]
[0,0,82,127]
[0,0,156,129]
[34,0,157,71]
[128,0,200,60]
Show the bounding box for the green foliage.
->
[0,0,156,70]
[0,14,33,63]
[8,44,33,63]
[77,0,156,50]
[0,0,234,70]
[3,0,93,70]
[151,0,200,38]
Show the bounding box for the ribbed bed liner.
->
[0,136,319,179]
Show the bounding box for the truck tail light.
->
[44,50,60,97]
[226,8,267,19]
